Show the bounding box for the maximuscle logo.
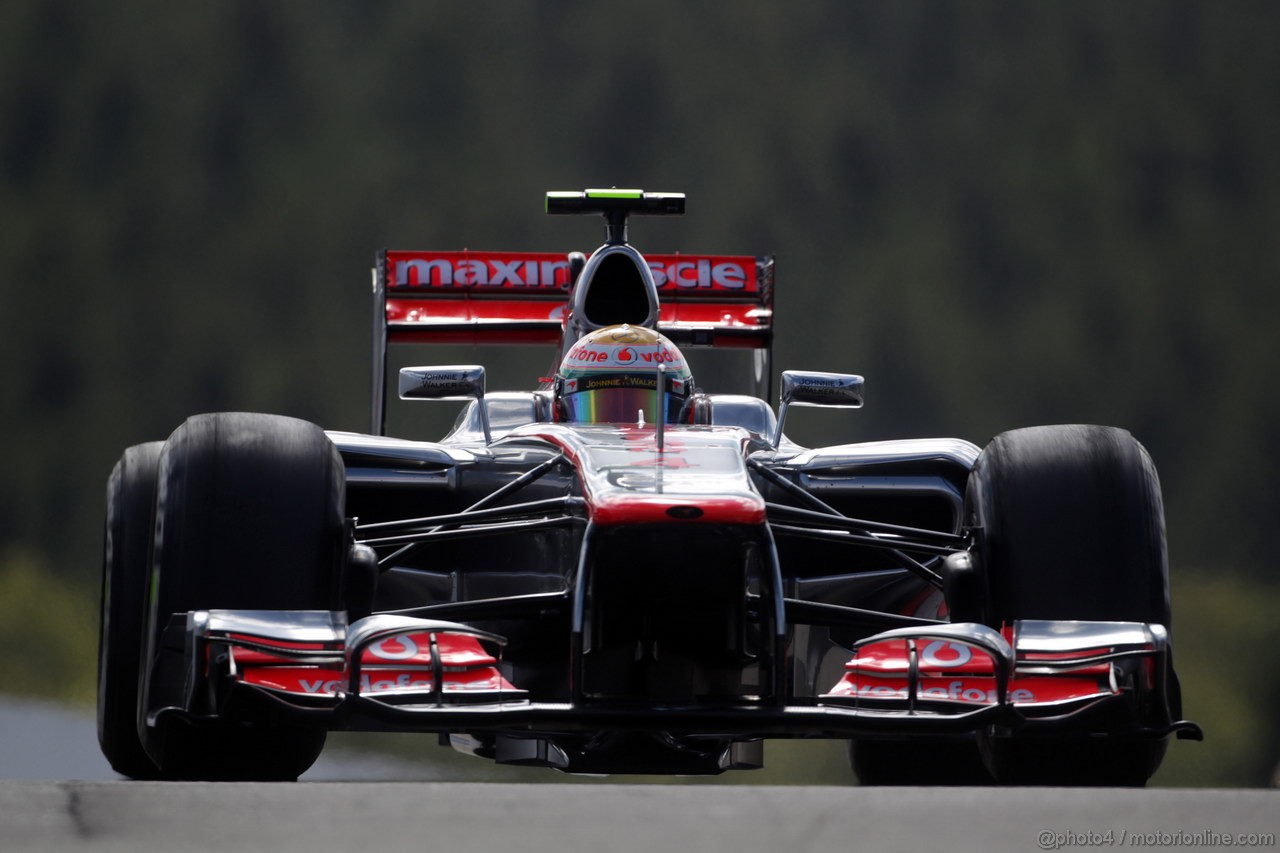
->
[392,252,572,289]
[388,251,759,294]
[648,257,749,290]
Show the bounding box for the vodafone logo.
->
[300,673,434,695]
[295,673,507,696]
[566,344,611,364]
[564,342,683,369]
[640,349,681,365]
[853,681,1035,704]
[368,636,420,661]
[920,641,973,669]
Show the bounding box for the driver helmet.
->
[555,324,693,424]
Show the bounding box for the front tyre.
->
[967,425,1173,786]
[98,442,165,779]
[142,413,346,781]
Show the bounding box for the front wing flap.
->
[821,621,1180,721]
[182,611,527,717]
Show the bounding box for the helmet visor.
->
[560,374,685,424]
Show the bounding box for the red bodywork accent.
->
[588,492,765,525]
[504,424,767,526]
[824,672,1110,706]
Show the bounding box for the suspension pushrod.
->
[780,597,945,630]
[378,590,570,620]
[768,523,960,558]
[750,459,947,588]
[361,515,583,549]
[770,524,945,586]
[376,453,566,568]
[358,496,584,535]
[765,501,966,546]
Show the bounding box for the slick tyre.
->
[143,413,346,781]
[967,425,1171,786]
[98,442,165,779]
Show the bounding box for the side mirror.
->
[398,365,490,443]
[773,370,864,447]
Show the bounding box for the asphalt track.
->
[3,781,1277,853]
[1,697,1275,852]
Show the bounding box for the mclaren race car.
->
[98,189,1201,784]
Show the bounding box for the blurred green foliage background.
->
[1,1,1277,786]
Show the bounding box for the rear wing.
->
[371,249,774,434]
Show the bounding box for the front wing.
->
[154,610,1201,745]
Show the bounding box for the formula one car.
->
[98,189,1200,784]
